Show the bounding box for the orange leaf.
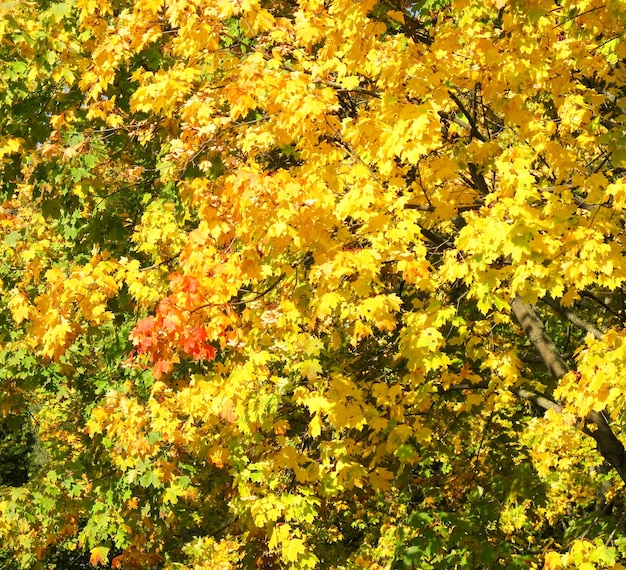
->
[153,358,173,379]
[89,546,110,567]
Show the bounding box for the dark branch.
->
[449,91,488,142]
[541,296,605,340]
[511,296,626,482]
[438,381,489,393]
[468,163,490,196]
[438,111,480,139]
[581,291,626,323]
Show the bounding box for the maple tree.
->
[3,0,626,567]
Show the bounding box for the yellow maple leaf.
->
[89,546,109,567]
[308,413,323,438]
[543,551,563,570]
[300,359,322,381]
[284,537,306,562]
[85,407,110,436]
[8,290,30,324]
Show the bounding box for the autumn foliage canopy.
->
[3,0,626,567]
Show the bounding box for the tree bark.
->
[511,296,626,482]
[511,296,569,380]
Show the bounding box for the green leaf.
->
[140,470,161,488]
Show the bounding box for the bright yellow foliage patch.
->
[3,0,626,568]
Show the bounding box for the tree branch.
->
[511,296,626,482]
[581,291,626,323]
[449,91,488,143]
[510,297,569,380]
[511,387,563,414]
[438,381,489,393]
[541,296,605,340]
[438,111,480,139]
